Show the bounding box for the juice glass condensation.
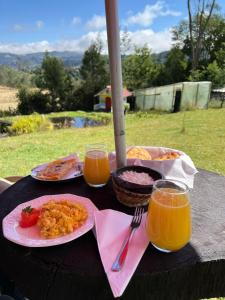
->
[146,179,191,252]
[83,144,110,187]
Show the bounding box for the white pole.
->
[105,0,126,168]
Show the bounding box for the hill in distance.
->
[0,51,83,70]
[0,50,168,71]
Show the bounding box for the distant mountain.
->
[0,51,83,70]
[0,50,169,71]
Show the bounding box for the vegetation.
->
[0,108,224,177]
[0,111,111,135]
[16,42,109,114]
[0,66,34,88]
[187,0,216,70]
[8,113,53,135]
[160,47,188,85]
[172,1,225,88]
[34,53,74,111]
[17,87,51,114]
[77,41,109,110]
[122,46,159,90]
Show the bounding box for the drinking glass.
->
[146,179,191,252]
[83,143,110,188]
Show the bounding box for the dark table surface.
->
[0,169,225,300]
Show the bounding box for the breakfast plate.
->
[2,194,98,247]
[31,155,83,182]
[31,163,83,182]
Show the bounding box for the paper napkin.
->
[94,209,149,298]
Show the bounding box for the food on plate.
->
[127,147,152,160]
[36,155,80,180]
[19,206,40,228]
[154,152,180,160]
[119,170,155,185]
[37,200,88,239]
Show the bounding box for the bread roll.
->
[127,147,152,160]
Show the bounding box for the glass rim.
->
[153,179,189,195]
[85,143,107,149]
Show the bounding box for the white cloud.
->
[12,24,25,32]
[0,32,108,54]
[0,28,173,55]
[0,41,51,54]
[71,17,81,26]
[36,20,44,30]
[127,29,173,53]
[126,1,181,27]
[86,15,106,30]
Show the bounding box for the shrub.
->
[8,113,53,135]
[17,88,53,114]
[17,87,31,115]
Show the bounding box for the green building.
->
[134,81,212,112]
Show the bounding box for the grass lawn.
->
[0,108,225,177]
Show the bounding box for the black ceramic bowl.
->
[112,165,163,195]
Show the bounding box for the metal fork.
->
[111,207,144,272]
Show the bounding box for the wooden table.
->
[0,169,225,300]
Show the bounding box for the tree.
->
[203,15,225,64]
[0,66,34,88]
[122,46,159,90]
[79,42,109,110]
[187,0,216,70]
[163,47,188,84]
[173,0,219,71]
[35,53,74,111]
[204,61,225,88]
[189,61,225,88]
[215,44,225,68]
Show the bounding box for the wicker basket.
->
[112,177,152,207]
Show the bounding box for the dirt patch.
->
[0,85,18,110]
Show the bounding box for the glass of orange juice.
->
[146,179,191,252]
[83,143,110,188]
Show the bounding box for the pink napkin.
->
[94,209,149,298]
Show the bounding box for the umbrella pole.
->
[105,0,126,168]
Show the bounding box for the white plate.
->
[2,194,98,247]
[31,161,83,182]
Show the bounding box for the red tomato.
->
[19,206,40,228]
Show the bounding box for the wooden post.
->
[105,0,126,168]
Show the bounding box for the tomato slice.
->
[19,206,40,228]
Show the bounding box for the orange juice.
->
[146,188,191,252]
[83,150,110,187]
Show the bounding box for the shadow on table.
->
[0,270,27,300]
[139,241,201,274]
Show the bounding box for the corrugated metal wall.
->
[135,82,211,111]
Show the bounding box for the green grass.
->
[0,108,225,177]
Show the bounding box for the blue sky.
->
[0,0,224,54]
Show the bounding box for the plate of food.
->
[31,154,83,182]
[2,194,98,247]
